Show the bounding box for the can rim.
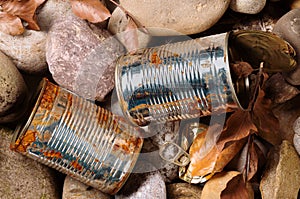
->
[11,78,48,147]
[115,57,139,126]
[224,31,248,111]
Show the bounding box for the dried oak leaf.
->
[0,11,24,35]
[252,88,282,145]
[233,136,259,181]
[201,171,253,199]
[217,110,258,150]
[230,61,253,79]
[1,0,46,31]
[186,124,246,179]
[70,0,111,23]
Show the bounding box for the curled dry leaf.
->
[233,135,259,181]
[217,110,257,150]
[0,12,24,35]
[1,0,46,31]
[201,171,253,199]
[180,124,247,182]
[252,88,282,145]
[230,61,253,79]
[70,0,111,23]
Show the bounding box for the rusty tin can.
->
[11,78,143,195]
[115,32,245,126]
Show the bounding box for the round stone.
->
[0,51,28,123]
[119,0,231,36]
[273,9,300,85]
[0,30,48,74]
[0,127,62,198]
[230,0,267,14]
[62,176,111,199]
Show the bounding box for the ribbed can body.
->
[116,33,240,126]
[11,79,143,195]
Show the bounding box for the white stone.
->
[62,176,110,199]
[0,51,28,123]
[230,0,267,14]
[0,30,48,74]
[0,127,61,199]
[119,0,231,36]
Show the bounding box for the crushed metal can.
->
[10,78,143,195]
[115,30,297,126]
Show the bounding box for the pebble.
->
[273,9,300,85]
[36,0,73,31]
[0,51,28,123]
[167,183,202,199]
[0,30,48,74]
[0,127,62,199]
[230,0,267,14]
[273,95,300,142]
[46,15,124,102]
[119,0,231,36]
[115,161,166,199]
[264,73,299,104]
[260,140,300,199]
[293,117,300,156]
[62,176,111,199]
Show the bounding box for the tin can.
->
[115,32,246,126]
[11,78,143,195]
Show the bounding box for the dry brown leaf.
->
[1,0,46,30]
[230,61,253,79]
[252,88,282,145]
[237,136,259,181]
[186,125,246,178]
[213,139,247,174]
[217,110,257,150]
[221,173,253,199]
[70,0,111,23]
[201,171,252,199]
[0,12,24,35]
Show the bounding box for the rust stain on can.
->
[115,33,241,126]
[11,130,37,153]
[11,78,143,195]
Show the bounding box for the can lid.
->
[11,79,48,148]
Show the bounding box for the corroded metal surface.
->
[11,78,143,195]
[116,33,240,126]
